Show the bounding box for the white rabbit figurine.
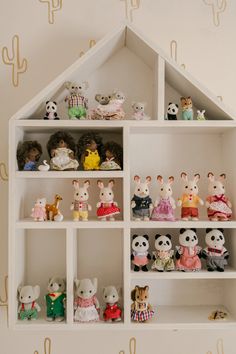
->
[151,175,176,221]
[196,110,206,120]
[206,172,232,221]
[70,180,92,221]
[131,175,153,221]
[178,172,204,221]
[96,180,120,221]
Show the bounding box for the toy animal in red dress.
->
[102,286,122,322]
[96,180,120,221]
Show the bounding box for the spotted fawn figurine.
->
[131,175,153,221]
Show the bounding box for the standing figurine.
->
[44,101,60,120]
[74,278,100,322]
[152,234,175,272]
[196,110,206,120]
[166,103,178,120]
[17,141,42,171]
[131,234,151,272]
[180,96,193,120]
[45,277,66,322]
[131,175,153,221]
[97,180,120,221]
[18,285,41,320]
[70,180,92,221]
[77,132,103,170]
[45,194,63,221]
[206,173,232,221]
[31,198,47,221]
[64,81,88,119]
[131,286,154,322]
[100,141,123,171]
[102,286,122,322]
[151,175,176,221]
[175,228,201,271]
[178,172,204,221]
[131,102,150,120]
[47,131,79,171]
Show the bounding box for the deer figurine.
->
[45,194,63,221]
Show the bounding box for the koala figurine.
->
[180,96,193,120]
[131,102,150,120]
[45,277,66,322]
[95,94,111,106]
[18,285,41,320]
[70,179,92,221]
[74,278,100,322]
[64,81,89,119]
[102,286,122,322]
[44,101,59,120]
[131,175,153,221]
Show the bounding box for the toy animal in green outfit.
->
[64,81,89,119]
[45,277,66,322]
[18,285,41,320]
[181,96,193,120]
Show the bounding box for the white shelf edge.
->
[15,220,125,229]
[130,220,236,229]
[15,171,125,179]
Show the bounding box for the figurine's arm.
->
[154,196,160,207]
[177,197,183,207]
[70,202,74,211]
[198,196,204,206]
[88,204,92,211]
[51,149,56,157]
[96,202,102,208]
[131,196,136,209]
[227,199,232,208]
[113,201,118,207]
[147,253,151,260]
[35,303,41,312]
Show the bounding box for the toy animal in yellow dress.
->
[84,149,100,170]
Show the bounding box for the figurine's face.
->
[103,286,119,303]
[58,139,67,148]
[28,147,40,161]
[106,150,113,158]
[179,229,198,247]
[87,140,97,151]
[154,235,172,252]
[205,229,225,249]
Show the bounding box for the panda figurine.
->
[166,102,178,120]
[175,228,201,271]
[151,234,175,272]
[44,101,60,120]
[201,228,229,272]
[131,234,151,272]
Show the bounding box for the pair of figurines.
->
[31,195,63,222]
[131,173,232,222]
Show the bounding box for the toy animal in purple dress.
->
[151,175,176,221]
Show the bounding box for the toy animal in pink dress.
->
[97,180,120,221]
[151,175,176,221]
[206,172,232,221]
[74,278,100,322]
[31,198,47,221]
[131,234,151,272]
[175,228,201,271]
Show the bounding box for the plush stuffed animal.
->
[45,277,66,322]
[64,81,88,119]
[196,109,206,120]
[102,286,122,322]
[151,175,176,221]
[18,285,41,320]
[180,97,193,120]
[70,180,92,221]
[17,141,42,171]
[31,198,47,221]
[131,102,150,120]
[74,278,100,322]
[201,228,229,272]
[206,172,232,221]
[166,103,178,120]
[131,285,154,322]
[96,180,120,221]
[77,132,103,170]
[178,172,204,221]
[44,101,59,120]
[91,90,125,120]
[152,234,175,272]
[131,175,153,221]
[175,228,201,271]
[100,141,123,171]
[131,234,151,272]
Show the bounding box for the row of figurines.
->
[17,131,123,171]
[18,277,122,322]
[131,228,229,273]
[43,82,205,121]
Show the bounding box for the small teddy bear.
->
[166,102,178,120]
[131,175,153,221]
[201,228,229,272]
[175,228,201,271]
[95,94,111,106]
[31,198,47,221]
[97,180,120,221]
[178,172,204,221]
[74,278,100,322]
[151,175,176,221]
[206,172,232,221]
[131,234,151,272]
[44,101,60,120]
[131,102,150,120]
[196,109,206,120]
[45,277,66,322]
[64,81,89,119]
[18,285,41,320]
[131,285,154,322]
[180,96,193,120]
[152,234,175,272]
[70,180,92,221]
[102,286,122,322]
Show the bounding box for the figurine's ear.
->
[207,172,215,182]
[206,228,213,234]
[194,173,200,183]
[166,234,172,240]
[53,101,57,105]
[132,234,138,240]
[190,228,197,233]
[108,179,115,189]
[46,101,49,105]
[219,173,226,181]
[117,287,122,297]
[102,287,106,295]
[72,179,79,189]
[180,97,186,103]
[97,180,104,189]
[176,104,179,108]
[64,81,71,90]
[144,285,149,291]
[168,176,174,185]
[95,94,101,102]
[155,234,161,240]
[168,102,173,105]
[143,234,149,241]
[180,228,186,234]
[134,175,140,184]
[202,110,205,114]
[217,228,224,234]
[146,176,151,184]
[181,172,188,182]
[74,279,80,288]
[157,175,163,184]
[48,277,52,284]
[17,285,22,294]
[84,180,90,189]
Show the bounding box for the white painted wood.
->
[66,228,75,324]
[156,55,165,120]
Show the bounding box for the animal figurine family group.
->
[166,97,206,120]
[131,173,232,221]
[31,195,63,222]
[17,131,123,172]
[131,228,229,273]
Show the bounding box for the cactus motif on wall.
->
[34,338,52,354]
[203,0,227,27]
[2,35,28,87]
[170,40,186,69]
[79,39,97,58]
[0,162,8,181]
[119,337,136,354]
[39,0,62,24]
[120,0,140,22]
[0,275,8,306]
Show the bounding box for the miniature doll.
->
[131,102,150,120]
[103,286,122,322]
[100,141,123,171]
[91,90,125,120]
[17,141,42,171]
[196,109,206,120]
[45,277,66,322]
[131,175,153,221]
[131,234,151,272]
[152,234,175,272]
[151,175,176,221]
[74,278,100,322]
[47,131,79,171]
[97,180,120,221]
[18,285,41,320]
[131,285,154,322]
[70,180,92,221]
[180,96,193,120]
[31,198,47,221]
[44,101,59,120]
[175,228,201,271]
[206,172,232,221]
[64,81,88,119]
[77,132,103,170]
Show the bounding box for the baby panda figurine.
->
[175,228,201,271]
[44,101,60,120]
[131,234,151,272]
[201,228,229,272]
[152,234,175,272]
[166,103,178,120]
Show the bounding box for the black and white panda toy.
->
[131,234,151,272]
[166,102,178,120]
[201,228,229,272]
[44,101,60,120]
[151,234,175,272]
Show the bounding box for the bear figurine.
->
[131,234,151,272]
[175,228,201,272]
[18,285,41,320]
[45,277,66,322]
[102,286,122,322]
[152,234,175,272]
